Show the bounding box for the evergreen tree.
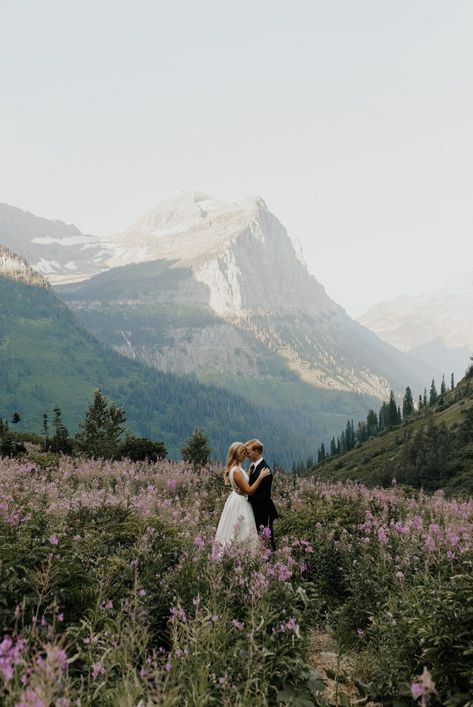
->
[451,372,455,390]
[378,403,387,432]
[388,390,399,427]
[366,409,378,437]
[75,389,126,460]
[418,394,424,410]
[402,386,414,418]
[423,388,428,408]
[356,421,368,445]
[339,430,346,454]
[11,412,21,425]
[181,427,211,469]
[330,437,336,456]
[345,420,354,451]
[42,412,49,451]
[0,418,7,436]
[440,374,447,397]
[50,406,73,454]
[429,379,438,406]
[319,443,326,461]
[119,436,167,462]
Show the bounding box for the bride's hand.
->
[261,468,271,478]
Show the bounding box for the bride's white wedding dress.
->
[215,466,259,548]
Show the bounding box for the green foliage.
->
[0,274,375,466]
[181,426,211,469]
[119,436,167,462]
[75,389,126,460]
[402,386,414,419]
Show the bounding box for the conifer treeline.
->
[292,373,457,474]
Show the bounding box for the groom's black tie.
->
[249,463,255,476]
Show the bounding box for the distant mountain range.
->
[0,247,321,466]
[52,192,428,399]
[1,193,447,465]
[359,272,473,382]
[0,202,112,282]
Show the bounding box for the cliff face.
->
[107,193,337,317]
[58,193,428,399]
[0,245,49,288]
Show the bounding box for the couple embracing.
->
[215,438,279,551]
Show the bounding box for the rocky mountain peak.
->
[105,193,336,317]
[0,245,49,288]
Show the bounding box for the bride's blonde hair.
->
[224,442,246,485]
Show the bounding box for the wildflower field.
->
[1,456,472,706]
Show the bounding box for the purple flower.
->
[260,526,272,541]
[411,682,425,699]
[49,534,59,546]
[92,662,105,680]
[232,619,244,631]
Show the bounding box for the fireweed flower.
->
[49,534,59,546]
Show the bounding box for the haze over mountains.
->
[54,192,428,399]
[1,192,460,464]
[0,203,112,282]
[359,272,473,382]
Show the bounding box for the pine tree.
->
[366,409,378,437]
[75,389,126,460]
[330,437,336,456]
[378,403,387,432]
[11,412,21,425]
[440,374,447,397]
[402,386,414,419]
[182,427,211,469]
[388,390,399,427]
[50,406,72,454]
[418,394,424,410]
[451,372,455,390]
[429,379,438,406]
[320,443,326,461]
[423,388,428,408]
[345,420,354,451]
[339,430,346,454]
[42,412,49,451]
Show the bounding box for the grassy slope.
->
[0,276,320,465]
[313,373,473,494]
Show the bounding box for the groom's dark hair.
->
[246,438,263,454]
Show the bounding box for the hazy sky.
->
[1,0,472,316]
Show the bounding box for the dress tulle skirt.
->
[215,491,259,548]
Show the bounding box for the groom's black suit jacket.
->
[248,458,279,530]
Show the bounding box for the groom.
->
[245,438,279,551]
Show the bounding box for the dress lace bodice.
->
[229,465,249,492]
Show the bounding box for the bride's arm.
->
[233,468,271,496]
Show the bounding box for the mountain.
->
[0,202,112,283]
[0,247,330,466]
[57,192,427,402]
[312,367,473,496]
[359,273,473,381]
[0,244,48,288]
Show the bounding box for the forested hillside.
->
[0,274,317,465]
[312,365,473,495]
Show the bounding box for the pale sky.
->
[1,0,472,316]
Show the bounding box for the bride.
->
[215,442,271,547]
